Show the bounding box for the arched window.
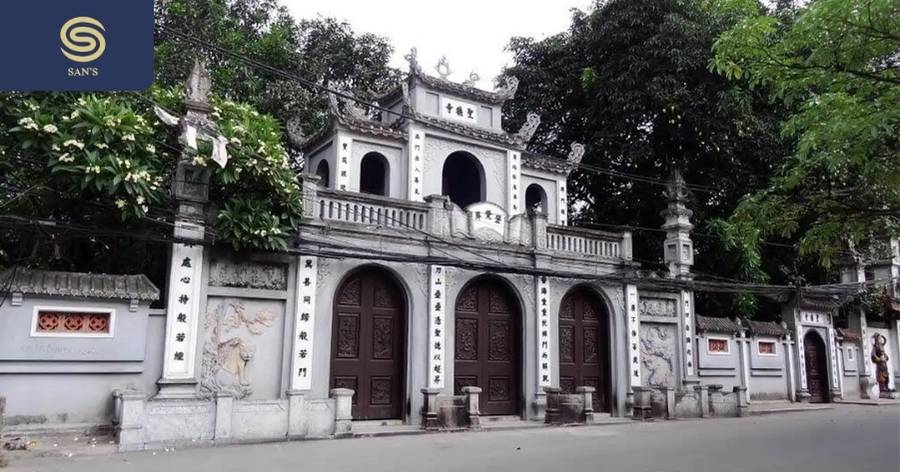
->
[525,183,547,215]
[360,152,389,196]
[315,160,330,189]
[441,151,485,209]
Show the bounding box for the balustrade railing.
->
[546,225,624,259]
[315,189,429,231]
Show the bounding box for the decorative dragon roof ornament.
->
[567,142,585,166]
[516,112,541,144]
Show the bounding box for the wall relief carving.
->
[640,323,677,387]
[209,258,288,291]
[200,301,277,399]
[640,298,677,318]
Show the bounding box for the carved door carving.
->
[803,332,829,403]
[559,287,611,412]
[330,268,406,420]
[454,279,521,416]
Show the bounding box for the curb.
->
[749,406,833,416]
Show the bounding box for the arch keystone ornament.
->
[466,202,507,242]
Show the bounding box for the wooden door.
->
[330,269,406,420]
[454,279,521,416]
[558,288,611,412]
[803,332,829,403]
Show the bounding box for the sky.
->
[283,0,594,89]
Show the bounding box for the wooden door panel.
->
[454,280,520,415]
[558,288,611,413]
[330,269,405,420]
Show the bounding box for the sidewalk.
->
[747,401,833,416]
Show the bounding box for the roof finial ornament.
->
[516,112,541,144]
[496,76,520,101]
[435,55,452,80]
[462,71,480,87]
[185,59,211,104]
[664,168,689,203]
[404,47,423,75]
[567,143,585,166]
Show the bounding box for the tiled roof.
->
[747,320,788,338]
[696,315,743,334]
[2,268,160,301]
[412,72,518,105]
[522,151,575,175]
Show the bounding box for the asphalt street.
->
[9,404,900,472]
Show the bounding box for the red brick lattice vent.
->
[36,311,110,334]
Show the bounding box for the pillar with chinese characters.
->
[156,61,213,399]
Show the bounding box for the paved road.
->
[9,405,900,472]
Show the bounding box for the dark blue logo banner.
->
[0,0,154,91]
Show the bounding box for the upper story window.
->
[360,152,389,196]
[442,151,485,209]
[525,183,547,215]
[315,160,330,189]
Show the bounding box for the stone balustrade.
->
[420,387,482,431]
[300,174,631,262]
[631,385,748,421]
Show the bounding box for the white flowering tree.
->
[0,90,302,268]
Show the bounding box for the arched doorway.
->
[315,160,330,188]
[525,183,547,215]
[803,331,830,403]
[360,152,389,196]
[330,267,406,420]
[454,277,521,416]
[558,287,611,413]
[442,152,485,208]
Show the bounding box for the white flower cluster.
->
[85,165,102,174]
[58,153,75,163]
[63,139,85,149]
[18,117,39,131]
[42,124,58,134]
[123,169,151,183]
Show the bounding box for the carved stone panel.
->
[640,323,677,388]
[200,297,285,400]
[208,259,288,291]
[639,298,677,318]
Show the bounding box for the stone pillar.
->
[694,385,709,418]
[407,127,425,201]
[462,386,482,429]
[707,384,723,416]
[536,275,552,394]
[576,386,595,423]
[661,386,675,420]
[421,388,441,431]
[544,387,561,424]
[113,390,146,452]
[632,386,653,421]
[681,291,697,381]
[331,388,354,438]
[827,326,843,400]
[299,174,321,220]
[292,256,318,391]
[625,285,641,412]
[859,306,875,399]
[427,266,448,389]
[621,230,633,262]
[661,170,694,279]
[157,61,213,400]
[507,150,522,215]
[287,390,306,439]
[734,386,749,417]
[737,329,751,398]
[531,211,548,250]
[424,195,451,238]
[783,331,796,402]
[214,392,234,443]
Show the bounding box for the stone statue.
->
[462,71,480,88]
[871,334,890,392]
[496,76,520,101]
[435,56,452,80]
[185,59,211,104]
[404,47,423,75]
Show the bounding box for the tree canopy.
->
[502,0,790,316]
[711,0,900,268]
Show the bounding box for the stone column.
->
[113,390,146,452]
[531,211,548,250]
[632,386,653,420]
[625,285,641,412]
[421,388,441,431]
[544,387,561,424]
[827,326,843,400]
[661,386,675,420]
[694,385,709,418]
[462,386,482,429]
[783,330,796,402]
[577,386,595,423]
[859,306,875,399]
[335,133,353,192]
[427,266,447,389]
[507,150,522,215]
[734,386,749,417]
[299,174,321,220]
[621,230,633,262]
[737,329,751,398]
[0,396,7,467]
[424,195,450,238]
[331,388,354,438]
[291,256,318,391]
[157,60,213,400]
[708,384,724,416]
[661,170,694,279]
[287,390,306,439]
[407,127,425,201]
